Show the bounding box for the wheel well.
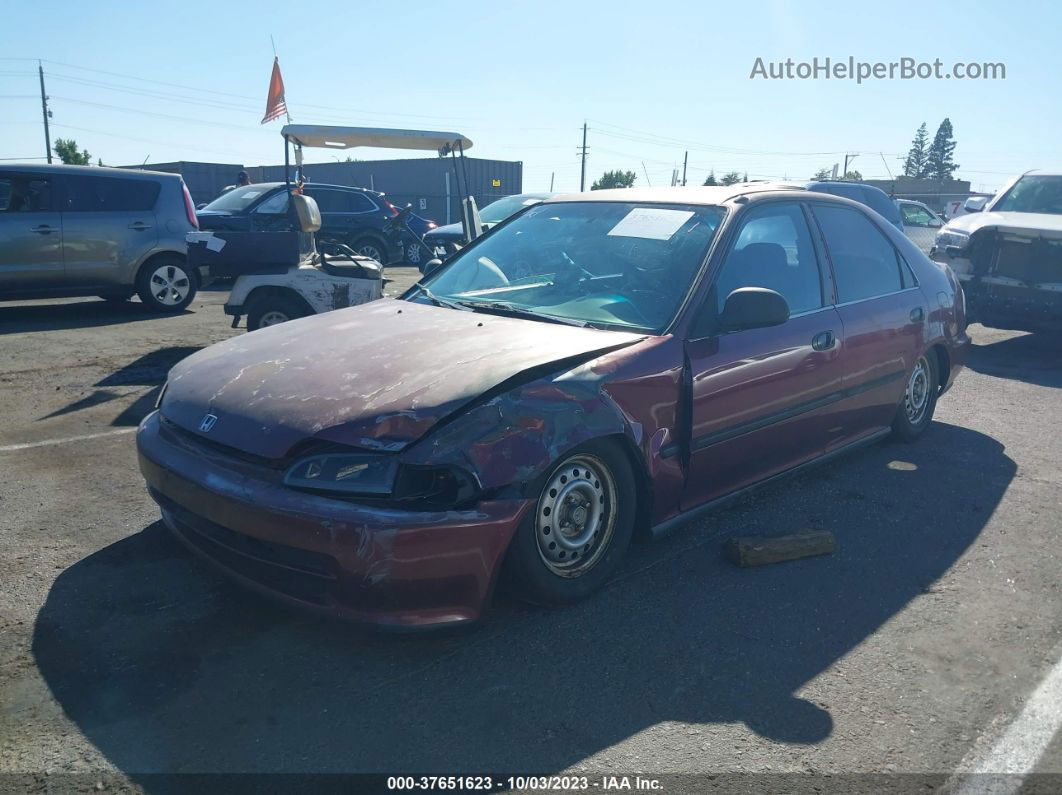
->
[244,286,315,316]
[136,251,188,282]
[351,235,390,257]
[600,433,655,543]
[930,343,950,394]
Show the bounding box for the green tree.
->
[842,170,863,180]
[742,172,748,182]
[702,170,718,186]
[812,167,832,180]
[903,122,930,178]
[719,171,743,185]
[53,138,91,165]
[591,169,636,190]
[925,118,959,180]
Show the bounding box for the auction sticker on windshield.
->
[607,207,695,240]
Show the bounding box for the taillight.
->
[181,183,198,229]
[427,221,437,229]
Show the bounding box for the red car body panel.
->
[138,189,970,628]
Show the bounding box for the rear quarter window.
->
[62,175,161,212]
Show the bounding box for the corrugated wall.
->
[128,162,245,205]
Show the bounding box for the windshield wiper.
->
[455,299,588,327]
[414,283,472,312]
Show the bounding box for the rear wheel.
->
[136,257,197,312]
[891,352,938,441]
[503,440,636,605]
[246,293,310,331]
[353,238,387,264]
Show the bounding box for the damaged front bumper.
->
[932,228,1062,332]
[136,411,531,629]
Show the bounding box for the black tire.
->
[891,351,939,442]
[135,257,198,313]
[502,439,636,606]
[352,237,387,264]
[245,293,310,332]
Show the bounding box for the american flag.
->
[261,57,288,124]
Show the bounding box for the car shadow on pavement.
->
[966,328,1062,388]
[32,422,1013,779]
[40,346,201,426]
[0,299,193,335]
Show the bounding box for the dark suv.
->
[0,164,201,311]
[197,182,404,264]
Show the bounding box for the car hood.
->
[161,299,645,459]
[944,211,1062,238]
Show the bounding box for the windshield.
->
[413,201,724,332]
[200,184,279,213]
[479,194,548,224]
[993,175,1062,215]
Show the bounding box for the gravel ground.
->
[0,275,1060,792]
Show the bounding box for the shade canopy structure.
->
[281,125,473,156]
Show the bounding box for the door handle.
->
[910,307,925,323]
[811,330,835,351]
[128,221,153,230]
[31,225,56,235]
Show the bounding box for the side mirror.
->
[718,287,790,331]
[963,196,988,213]
[422,258,444,276]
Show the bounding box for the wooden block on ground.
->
[725,530,836,568]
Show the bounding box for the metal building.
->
[121,161,245,206]
[249,157,523,224]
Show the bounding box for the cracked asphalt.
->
[1,275,1060,793]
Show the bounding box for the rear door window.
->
[63,175,160,212]
[812,204,906,303]
[0,175,53,212]
[304,189,350,213]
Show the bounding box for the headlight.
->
[934,228,971,252]
[284,453,398,496]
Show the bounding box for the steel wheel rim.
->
[149,265,190,306]
[535,454,617,578]
[258,310,290,327]
[905,355,931,423]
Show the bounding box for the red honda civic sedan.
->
[137,185,970,629]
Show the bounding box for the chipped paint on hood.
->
[162,299,646,459]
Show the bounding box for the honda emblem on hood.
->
[198,414,218,433]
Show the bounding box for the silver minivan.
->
[0,164,201,311]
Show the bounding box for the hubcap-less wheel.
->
[149,264,190,306]
[905,355,931,424]
[407,243,421,264]
[536,454,617,578]
[258,310,290,327]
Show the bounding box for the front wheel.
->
[503,440,636,606]
[136,258,197,312]
[891,352,938,441]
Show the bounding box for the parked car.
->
[0,164,200,311]
[898,198,945,253]
[197,182,404,265]
[400,210,438,266]
[792,180,905,231]
[931,170,1062,332]
[422,192,555,266]
[138,184,968,628]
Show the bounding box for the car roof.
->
[0,163,180,181]
[1021,169,1062,177]
[546,184,807,206]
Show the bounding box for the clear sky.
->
[1,0,1057,195]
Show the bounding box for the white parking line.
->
[949,652,1062,794]
[0,427,136,453]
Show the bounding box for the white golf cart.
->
[186,124,478,331]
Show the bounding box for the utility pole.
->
[38,61,52,164]
[682,150,688,186]
[578,122,588,192]
[549,172,555,192]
